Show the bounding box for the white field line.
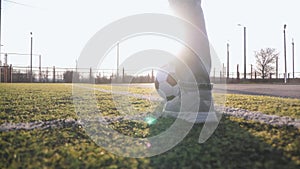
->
[1,106,300,132]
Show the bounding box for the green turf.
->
[96,84,300,119]
[223,94,300,119]
[1,83,298,123]
[0,84,159,124]
[0,84,76,123]
[0,83,300,168]
[0,116,299,168]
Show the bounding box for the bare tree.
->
[255,48,279,79]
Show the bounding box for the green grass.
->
[223,94,300,119]
[0,84,76,123]
[0,84,159,124]
[0,83,300,168]
[95,84,300,119]
[94,84,157,95]
[1,83,299,122]
[0,116,299,168]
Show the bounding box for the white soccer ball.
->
[155,64,180,102]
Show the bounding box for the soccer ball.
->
[155,64,180,102]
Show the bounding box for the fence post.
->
[237,64,240,80]
[213,67,216,83]
[90,67,92,83]
[46,68,49,82]
[123,68,125,83]
[110,72,113,83]
[39,55,42,82]
[4,65,7,83]
[9,64,12,83]
[53,66,56,83]
[0,60,2,83]
[251,64,253,79]
[147,73,150,83]
[222,63,225,78]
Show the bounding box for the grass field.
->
[94,84,300,119]
[0,83,300,168]
[224,94,300,119]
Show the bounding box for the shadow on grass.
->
[0,116,299,169]
[147,116,300,169]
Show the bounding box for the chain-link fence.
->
[0,65,155,83]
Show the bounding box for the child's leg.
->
[168,0,213,114]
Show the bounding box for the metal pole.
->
[227,42,230,79]
[284,25,287,83]
[244,26,247,79]
[4,53,7,65]
[53,66,55,83]
[251,64,253,79]
[276,56,278,79]
[39,55,41,82]
[292,39,295,79]
[9,64,12,83]
[4,63,6,82]
[0,60,1,83]
[30,32,33,83]
[3,53,6,83]
[46,68,48,82]
[123,67,125,83]
[90,67,92,83]
[75,60,78,72]
[222,63,225,77]
[0,0,2,66]
[117,42,119,80]
[237,64,240,79]
[213,67,216,82]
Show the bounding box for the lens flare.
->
[144,116,157,125]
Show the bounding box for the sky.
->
[1,0,300,76]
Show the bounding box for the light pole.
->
[39,55,41,82]
[0,0,2,65]
[292,39,295,79]
[238,24,247,79]
[283,24,287,84]
[117,42,119,81]
[276,56,278,79]
[250,64,253,79]
[75,60,78,72]
[227,42,230,79]
[30,32,33,83]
